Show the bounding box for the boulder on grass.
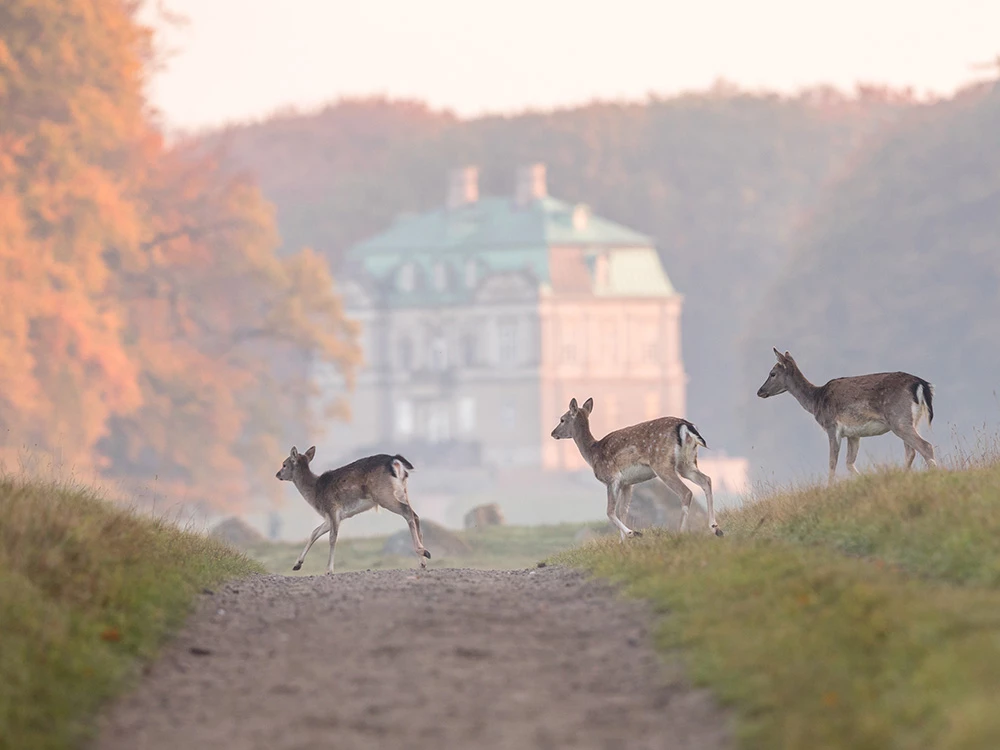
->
[210,517,264,549]
[577,481,711,540]
[382,518,471,559]
[463,503,505,529]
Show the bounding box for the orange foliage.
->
[0,0,360,511]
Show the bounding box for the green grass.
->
[0,478,264,750]
[247,522,603,574]
[727,465,1000,586]
[556,464,1000,749]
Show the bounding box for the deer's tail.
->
[677,421,708,449]
[914,380,934,426]
[389,455,414,479]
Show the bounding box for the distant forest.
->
[200,80,1000,481]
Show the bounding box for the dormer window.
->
[397,263,415,292]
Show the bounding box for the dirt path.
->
[95,567,730,750]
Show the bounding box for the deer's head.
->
[757,348,798,399]
[551,397,593,439]
[276,445,316,481]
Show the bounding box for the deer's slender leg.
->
[325,518,340,575]
[606,482,637,540]
[845,437,862,476]
[827,431,842,485]
[904,444,916,469]
[402,486,425,542]
[891,423,937,470]
[293,519,330,571]
[615,484,634,534]
[654,469,694,533]
[678,463,722,536]
[379,495,432,567]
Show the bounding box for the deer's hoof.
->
[292,562,302,571]
[631,530,643,538]
[714,527,725,537]
[422,549,432,559]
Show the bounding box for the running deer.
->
[756,348,937,484]
[550,398,723,538]
[275,446,431,574]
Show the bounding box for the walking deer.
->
[550,397,723,538]
[275,446,431,574]
[756,348,937,484]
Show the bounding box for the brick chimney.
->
[447,166,479,209]
[515,163,547,206]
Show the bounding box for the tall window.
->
[498,319,518,364]
[645,333,659,363]
[430,336,448,371]
[462,334,477,367]
[427,403,451,443]
[458,397,476,434]
[395,400,413,437]
[560,323,578,364]
[397,336,413,370]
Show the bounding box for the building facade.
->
[315,164,746,493]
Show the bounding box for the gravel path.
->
[94,567,730,750]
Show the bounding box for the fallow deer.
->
[756,348,937,484]
[550,398,722,538]
[275,446,431,574]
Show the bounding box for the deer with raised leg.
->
[756,348,937,485]
[275,446,431,574]
[550,397,723,538]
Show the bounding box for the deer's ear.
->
[304,446,316,461]
[290,446,298,458]
[772,347,783,360]
[569,398,579,412]
[582,397,594,415]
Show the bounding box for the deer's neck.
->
[786,366,822,418]
[572,421,600,467]
[293,471,321,508]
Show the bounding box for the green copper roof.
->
[350,196,653,256]
[344,194,674,307]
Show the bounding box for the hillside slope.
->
[0,479,262,749]
[559,461,1000,748]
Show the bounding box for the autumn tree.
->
[0,0,360,511]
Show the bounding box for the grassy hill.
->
[0,479,263,750]
[740,82,1000,480]
[202,90,915,457]
[558,459,1000,748]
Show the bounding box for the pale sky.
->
[144,0,999,131]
